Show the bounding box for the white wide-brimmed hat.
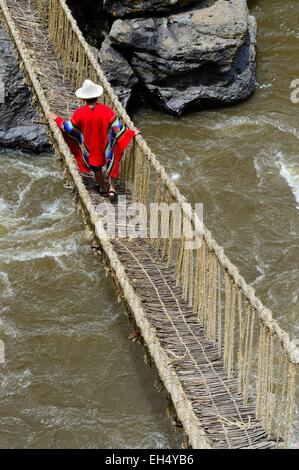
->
[75,79,103,99]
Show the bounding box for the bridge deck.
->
[0,0,275,448]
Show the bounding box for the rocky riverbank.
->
[70,0,257,115]
[0,25,49,152]
[0,0,257,152]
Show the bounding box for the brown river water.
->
[0,0,298,448]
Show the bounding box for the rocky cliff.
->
[108,0,257,115]
[0,25,49,152]
[0,0,257,154]
[73,0,257,115]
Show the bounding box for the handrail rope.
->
[126,238,254,446]
[0,0,211,449]
[54,0,299,364]
[1,0,297,446]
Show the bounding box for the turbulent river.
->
[0,0,298,448]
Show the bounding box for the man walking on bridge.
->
[47,79,136,202]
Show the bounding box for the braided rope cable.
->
[48,0,299,364]
[0,0,212,449]
[1,0,297,446]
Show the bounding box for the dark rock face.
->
[67,0,106,48]
[144,16,257,115]
[103,0,199,17]
[106,0,257,115]
[97,37,138,107]
[0,25,49,152]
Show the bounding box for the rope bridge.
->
[0,0,298,448]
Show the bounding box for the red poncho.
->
[55,103,135,178]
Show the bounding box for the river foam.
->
[277,152,299,208]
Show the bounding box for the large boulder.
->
[97,36,138,107]
[108,0,257,115]
[103,0,199,17]
[0,25,49,152]
[146,16,257,115]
